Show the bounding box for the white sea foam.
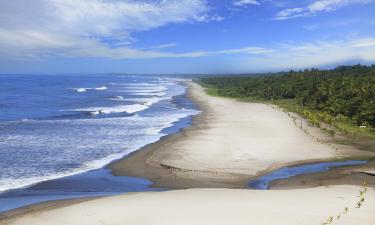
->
[90,111,101,115]
[72,86,108,93]
[95,86,107,90]
[95,104,148,115]
[108,96,124,101]
[120,83,167,92]
[74,97,165,115]
[0,78,200,193]
[20,118,36,122]
[124,82,155,87]
[0,146,151,192]
[124,86,167,92]
[130,92,167,97]
[75,88,88,93]
[0,107,200,193]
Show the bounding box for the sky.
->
[0,0,375,74]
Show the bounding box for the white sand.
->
[4,186,374,225]
[146,82,355,180]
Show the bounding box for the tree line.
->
[199,64,375,127]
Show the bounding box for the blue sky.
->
[0,0,375,74]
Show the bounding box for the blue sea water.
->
[0,169,161,212]
[0,74,198,193]
[1,75,366,213]
[248,160,367,190]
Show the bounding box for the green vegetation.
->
[321,181,368,225]
[199,64,375,140]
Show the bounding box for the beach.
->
[1,186,374,225]
[2,81,375,225]
[110,82,372,188]
[2,1,375,224]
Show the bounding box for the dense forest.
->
[199,65,375,128]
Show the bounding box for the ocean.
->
[0,74,198,211]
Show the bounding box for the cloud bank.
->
[234,0,260,6]
[247,38,375,70]
[0,0,212,59]
[0,0,374,73]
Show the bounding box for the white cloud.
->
[302,19,368,31]
[274,0,373,20]
[194,14,224,22]
[0,20,270,60]
[146,43,178,50]
[1,0,374,70]
[0,0,212,59]
[246,38,375,70]
[177,47,272,58]
[234,0,260,6]
[351,39,375,47]
[275,8,305,19]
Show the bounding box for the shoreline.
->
[0,80,194,214]
[3,186,375,225]
[109,81,375,189]
[108,81,236,188]
[0,197,99,223]
[109,81,251,188]
[2,81,375,224]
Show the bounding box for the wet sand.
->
[109,82,371,188]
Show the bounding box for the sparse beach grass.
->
[200,83,375,153]
[321,181,369,225]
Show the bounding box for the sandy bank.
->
[270,160,375,190]
[110,82,368,188]
[2,186,374,225]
